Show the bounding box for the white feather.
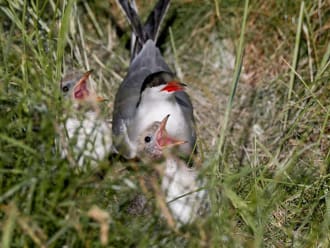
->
[129,86,190,155]
[162,158,207,224]
[61,111,112,168]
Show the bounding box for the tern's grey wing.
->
[175,91,197,148]
[112,40,172,136]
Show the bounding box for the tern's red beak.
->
[160,81,186,93]
[73,70,93,100]
[156,114,187,148]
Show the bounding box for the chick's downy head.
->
[137,114,187,161]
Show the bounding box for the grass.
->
[0,0,330,247]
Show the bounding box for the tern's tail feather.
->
[117,0,171,59]
[117,0,146,44]
[144,0,170,42]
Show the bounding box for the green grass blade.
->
[316,42,330,81]
[1,204,18,248]
[0,134,38,156]
[55,0,75,82]
[284,1,304,129]
[169,27,183,79]
[208,0,249,234]
[216,0,249,167]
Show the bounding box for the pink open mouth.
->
[73,70,93,100]
[156,115,187,149]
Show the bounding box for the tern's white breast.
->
[132,98,189,142]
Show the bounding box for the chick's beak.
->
[84,69,93,78]
[156,114,187,148]
[73,70,93,100]
[96,96,106,102]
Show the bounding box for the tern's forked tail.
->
[117,0,171,59]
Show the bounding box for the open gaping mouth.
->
[73,70,92,100]
[156,114,187,149]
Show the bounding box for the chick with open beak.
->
[137,114,186,161]
[136,115,208,225]
[61,70,104,103]
[59,70,111,168]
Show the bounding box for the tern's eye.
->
[144,136,151,143]
[62,85,69,93]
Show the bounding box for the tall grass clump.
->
[0,0,329,247]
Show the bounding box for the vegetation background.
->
[0,0,329,247]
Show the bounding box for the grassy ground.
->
[0,0,329,247]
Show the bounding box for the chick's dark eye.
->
[62,86,69,93]
[144,136,151,143]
